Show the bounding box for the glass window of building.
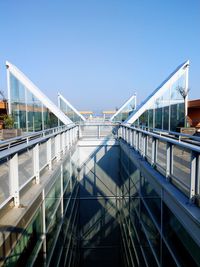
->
[126,61,189,132]
[7,62,73,132]
[58,93,86,123]
[110,94,137,122]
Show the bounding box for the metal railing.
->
[0,124,78,208]
[78,123,119,139]
[119,125,200,201]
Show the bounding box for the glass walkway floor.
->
[0,123,200,267]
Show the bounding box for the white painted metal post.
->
[133,130,136,148]
[69,129,72,147]
[135,132,139,151]
[62,132,66,154]
[119,126,122,138]
[75,126,77,142]
[122,127,125,139]
[197,155,200,196]
[125,128,128,143]
[98,125,100,139]
[9,153,20,206]
[66,130,70,149]
[47,138,52,170]
[166,142,171,179]
[55,134,61,161]
[143,134,147,158]
[151,137,156,166]
[60,164,64,217]
[73,127,76,143]
[127,128,130,144]
[78,125,82,139]
[185,63,189,127]
[190,151,196,201]
[33,144,40,184]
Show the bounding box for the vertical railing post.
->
[143,134,147,158]
[78,125,82,139]
[166,142,172,180]
[66,130,70,150]
[9,153,19,206]
[135,131,139,151]
[151,137,156,166]
[33,144,40,184]
[196,155,200,197]
[47,138,52,170]
[130,129,133,147]
[98,125,100,139]
[55,134,61,161]
[190,151,197,201]
[61,163,64,217]
[72,127,75,144]
[69,128,72,147]
[62,132,66,154]
[128,128,130,144]
[133,130,136,148]
[125,127,128,143]
[119,126,122,138]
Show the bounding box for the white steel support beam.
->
[33,144,40,184]
[9,153,19,206]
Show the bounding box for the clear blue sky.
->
[0,0,199,112]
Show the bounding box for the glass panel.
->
[0,159,9,204]
[139,111,148,127]
[163,203,200,267]
[26,91,43,131]
[112,95,136,122]
[156,140,167,172]
[148,108,154,128]
[141,201,161,261]
[172,146,191,196]
[63,158,71,190]
[45,171,61,228]
[46,205,61,261]
[147,136,152,162]
[10,74,26,131]
[141,176,161,226]
[162,242,177,267]
[18,149,34,187]
[59,97,84,123]
[155,97,162,129]
[9,72,61,132]
[130,66,187,131]
[43,107,58,130]
[5,208,42,267]
[39,142,47,169]
[51,137,55,159]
